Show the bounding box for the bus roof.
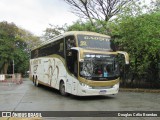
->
[32,31,111,50]
[63,31,110,38]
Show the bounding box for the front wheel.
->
[59,81,68,96]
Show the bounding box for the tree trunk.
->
[3,62,9,74]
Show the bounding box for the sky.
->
[0,0,78,36]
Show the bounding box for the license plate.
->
[99,90,107,94]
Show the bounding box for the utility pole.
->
[13,60,14,74]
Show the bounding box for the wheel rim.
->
[61,84,65,94]
[60,82,66,95]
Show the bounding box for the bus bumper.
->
[77,82,119,96]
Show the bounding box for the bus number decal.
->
[33,65,38,74]
[80,41,87,46]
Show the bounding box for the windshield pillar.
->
[66,50,78,77]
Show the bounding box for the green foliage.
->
[43,24,68,40]
[0,21,39,74]
[0,22,17,73]
[110,12,160,86]
[67,20,110,34]
[67,20,95,31]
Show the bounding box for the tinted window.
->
[65,36,76,50]
[31,39,64,59]
[65,36,76,56]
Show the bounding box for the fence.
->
[0,74,5,81]
[0,73,22,84]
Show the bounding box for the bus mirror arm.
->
[71,47,84,62]
[117,51,129,64]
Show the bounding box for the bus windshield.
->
[79,54,119,80]
[77,35,112,51]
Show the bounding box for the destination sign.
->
[83,36,110,41]
[77,35,112,51]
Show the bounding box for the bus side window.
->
[31,50,35,59]
[35,50,38,58]
[31,49,38,58]
[38,39,64,58]
[65,36,76,57]
[59,43,63,52]
[65,36,76,50]
[57,40,64,57]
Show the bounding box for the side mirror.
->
[117,51,129,64]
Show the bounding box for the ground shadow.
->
[36,84,117,101]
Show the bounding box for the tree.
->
[15,28,41,50]
[0,21,40,74]
[0,22,18,74]
[43,24,68,40]
[150,0,160,12]
[64,0,141,25]
[67,20,96,31]
[110,12,160,88]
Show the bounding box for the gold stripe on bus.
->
[81,50,117,54]
[78,77,119,87]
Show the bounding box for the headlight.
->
[80,82,92,89]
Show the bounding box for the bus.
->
[29,31,129,96]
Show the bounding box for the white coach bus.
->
[29,31,129,96]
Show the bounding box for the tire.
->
[33,76,36,86]
[34,78,36,86]
[32,76,35,84]
[35,77,39,87]
[59,81,68,96]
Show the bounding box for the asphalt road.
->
[0,78,160,120]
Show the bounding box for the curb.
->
[119,88,160,93]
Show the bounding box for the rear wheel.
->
[33,76,36,86]
[35,77,39,87]
[32,76,35,84]
[59,81,68,96]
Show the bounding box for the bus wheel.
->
[33,77,36,86]
[59,81,68,96]
[32,76,35,84]
[35,77,39,87]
